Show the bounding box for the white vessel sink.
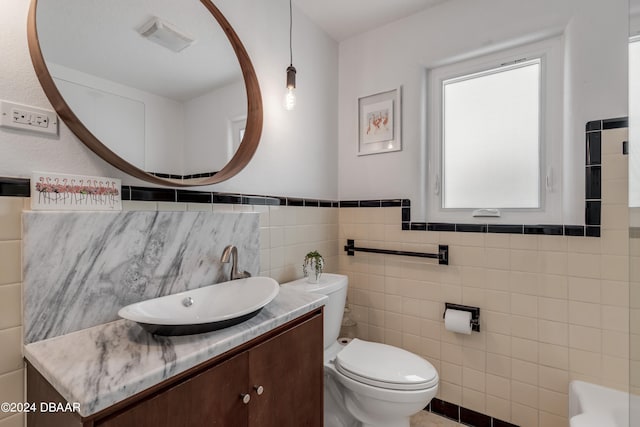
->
[118,277,279,336]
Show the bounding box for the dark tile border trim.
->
[564,225,586,236]
[0,177,30,197]
[176,190,212,204]
[524,224,564,235]
[149,171,218,180]
[428,398,459,421]
[428,222,456,232]
[426,398,518,427]
[585,124,602,229]
[587,117,628,131]
[0,179,319,208]
[382,199,403,207]
[0,179,607,238]
[456,223,487,233]
[583,117,626,232]
[603,117,628,129]
[130,186,176,202]
[0,114,625,236]
[487,224,524,234]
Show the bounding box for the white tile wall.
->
[0,127,630,427]
[0,197,24,426]
[630,208,640,396]
[339,128,630,427]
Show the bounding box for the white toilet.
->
[283,273,439,427]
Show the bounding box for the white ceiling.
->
[37,0,242,101]
[292,0,451,41]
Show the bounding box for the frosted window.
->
[442,61,541,209]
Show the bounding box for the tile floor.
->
[410,411,463,426]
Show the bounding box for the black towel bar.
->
[343,239,448,265]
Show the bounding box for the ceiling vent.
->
[138,17,195,53]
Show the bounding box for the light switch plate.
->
[0,100,58,135]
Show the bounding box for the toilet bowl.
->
[282,273,439,427]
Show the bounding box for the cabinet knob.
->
[241,393,251,404]
[254,385,264,395]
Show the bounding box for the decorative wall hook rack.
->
[343,239,448,265]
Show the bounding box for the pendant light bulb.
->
[285,87,296,111]
[285,65,296,111]
[285,0,296,111]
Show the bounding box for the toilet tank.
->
[281,273,348,350]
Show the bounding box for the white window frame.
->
[629,36,640,208]
[229,115,247,161]
[426,37,564,224]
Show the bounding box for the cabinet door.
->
[248,314,323,427]
[97,352,249,427]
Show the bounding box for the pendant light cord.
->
[289,0,293,66]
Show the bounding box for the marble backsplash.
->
[23,211,259,344]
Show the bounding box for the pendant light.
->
[284,0,296,110]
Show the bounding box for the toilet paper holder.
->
[443,303,480,332]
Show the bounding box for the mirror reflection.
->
[36,0,247,178]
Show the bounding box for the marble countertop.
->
[24,287,326,417]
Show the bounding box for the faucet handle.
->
[221,245,251,280]
[220,245,235,263]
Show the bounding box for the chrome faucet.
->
[220,245,251,281]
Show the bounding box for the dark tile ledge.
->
[426,398,519,427]
[2,177,598,238]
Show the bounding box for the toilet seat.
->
[334,339,438,391]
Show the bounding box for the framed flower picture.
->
[357,87,401,155]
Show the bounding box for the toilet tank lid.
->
[335,339,438,389]
[281,273,347,294]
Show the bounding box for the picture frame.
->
[31,172,122,211]
[357,87,401,156]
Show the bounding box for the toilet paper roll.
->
[444,308,472,334]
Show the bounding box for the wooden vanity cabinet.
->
[247,312,323,427]
[27,309,323,427]
[96,352,249,427]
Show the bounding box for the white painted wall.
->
[48,64,251,176]
[632,0,640,36]
[338,0,628,223]
[48,62,184,174]
[183,79,245,174]
[0,0,339,199]
[212,0,339,199]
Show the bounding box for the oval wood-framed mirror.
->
[27,0,263,187]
